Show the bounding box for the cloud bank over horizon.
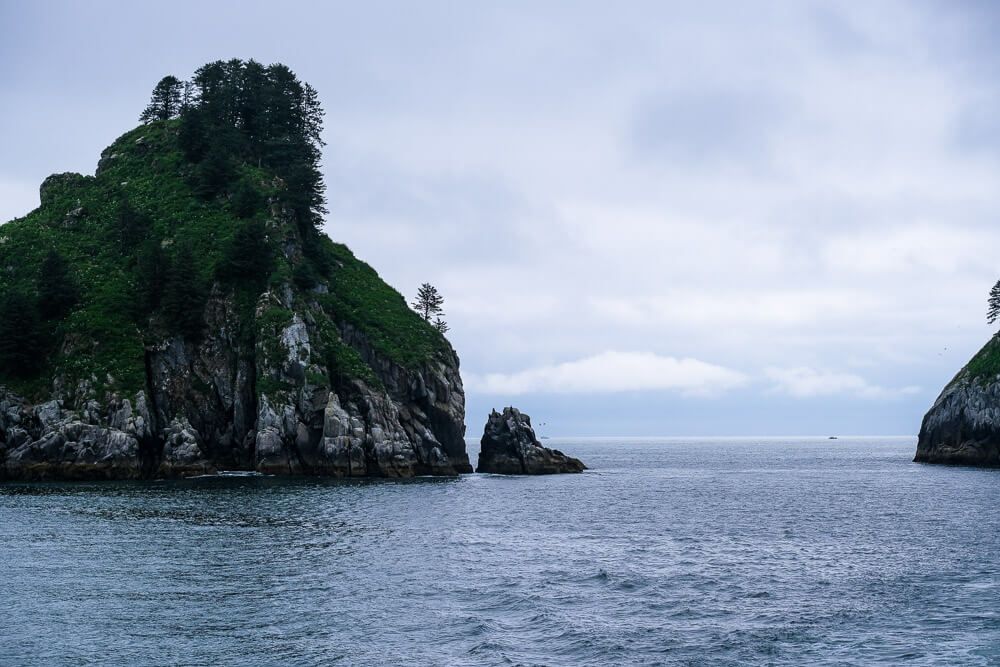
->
[465,351,919,403]
[465,351,748,396]
[2,0,999,434]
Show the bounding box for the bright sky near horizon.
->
[2,0,999,435]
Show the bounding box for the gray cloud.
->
[630,88,786,166]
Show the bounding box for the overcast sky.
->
[2,1,999,435]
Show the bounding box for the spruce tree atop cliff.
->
[139,76,183,123]
[162,59,327,239]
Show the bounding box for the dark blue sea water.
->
[1,436,999,666]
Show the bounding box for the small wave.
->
[187,470,272,479]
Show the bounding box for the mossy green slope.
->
[960,335,1000,385]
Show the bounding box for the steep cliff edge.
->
[915,335,1000,467]
[0,62,469,480]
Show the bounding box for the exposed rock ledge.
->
[477,407,586,474]
[0,288,472,481]
[0,388,206,480]
[915,335,1000,467]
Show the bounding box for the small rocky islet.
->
[0,60,585,481]
[477,407,586,474]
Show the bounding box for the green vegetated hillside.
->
[959,335,1000,385]
[0,61,446,401]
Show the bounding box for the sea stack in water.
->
[915,335,1000,467]
[477,407,585,474]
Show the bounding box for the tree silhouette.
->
[218,219,272,287]
[412,283,450,334]
[192,144,234,199]
[140,75,183,123]
[136,238,168,314]
[988,280,1000,326]
[412,283,444,322]
[0,291,42,377]
[161,242,206,339]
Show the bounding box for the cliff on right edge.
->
[916,335,1000,467]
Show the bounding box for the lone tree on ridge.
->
[412,283,448,333]
[988,280,1000,326]
[140,75,183,123]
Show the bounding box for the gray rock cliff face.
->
[915,336,1000,467]
[0,387,168,480]
[0,287,470,481]
[477,407,585,474]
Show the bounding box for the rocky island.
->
[0,61,470,480]
[915,335,1000,467]
[477,407,586,474]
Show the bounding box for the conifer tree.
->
[988,280,1000,326]
[191,61,231,122]
[412,283,445,321]
[181,80,195,111]
[0,291,42,377]
[161,242,206,339]
[178,105,208,161]
[302,84,325,149]
[37,249,78,321]
[238,59,268,148]
[136,238,168,313]
[218,219,272,286]
[139,75,183,122]
[193,146,234,199]
[231,177,263,218]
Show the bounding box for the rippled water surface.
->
[2,437,999,666]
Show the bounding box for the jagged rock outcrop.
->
[915,336,1000,467]
[245,310,469,478]
[159,417,213,477]
[477,407,585,474]
[0,387,164,480]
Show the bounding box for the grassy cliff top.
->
[958,334,1000,386]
